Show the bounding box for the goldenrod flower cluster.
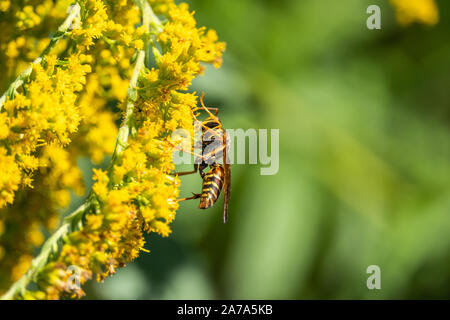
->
[1,55,88,199]
[0,0,224,300]
[390,0,439,26]
[0,0,127,292]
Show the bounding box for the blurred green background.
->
[83,0,450,299]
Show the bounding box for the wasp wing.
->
[223,130,231,223]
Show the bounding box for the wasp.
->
[173,93,231,223]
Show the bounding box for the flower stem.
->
[112,0,162,161]
[0,202,88,300]
[0,3,81,111]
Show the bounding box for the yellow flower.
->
[133,39,144,50]
[15,6,41,30]
[148,0,173,15]
[0,54,91,208]
[390,0,439,26]
[0,0,10,12]
[0,147,21,208]
[92,169,109,200]
[11,255,32,281]
[70,0,109,49]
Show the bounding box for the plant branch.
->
[112,0,162,161]
[0,202,88,300]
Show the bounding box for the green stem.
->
[0,202,88,300]
[111,0,162,161]
[111,51,145,161]
[0,3,81,111]
[0,0,163,300]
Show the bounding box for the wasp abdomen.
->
[199,165,224,209]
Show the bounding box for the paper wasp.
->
[173,93,231,223]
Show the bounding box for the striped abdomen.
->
[199,165,224,209]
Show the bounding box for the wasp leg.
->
[191,101,219,120]
[202,107,219,116]
[190,106,202,122]
[200,92,221,121]
[177,192,201,202]
[201,124,224,138]
[201,144,226,161]
[168,140,205,159]
[170,137,224,161]
[170,164,198,176]
[192,94,222,137]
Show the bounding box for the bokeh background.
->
[81,0,449,299]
